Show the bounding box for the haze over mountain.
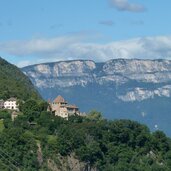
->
[22,58,171,136]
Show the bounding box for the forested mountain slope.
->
[0,57,41,100]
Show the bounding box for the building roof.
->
[7,97,17,101]
[66,105,79,109]
[53,95,67,103]
[47,99,51,103]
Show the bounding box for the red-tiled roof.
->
[53,95,66,103]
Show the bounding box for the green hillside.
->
[0,57,41,100]
[0,102,171,171]
[0,120,4,132]
[0,57,171,171]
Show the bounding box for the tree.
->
[21,99,40,115]
[86,110,103,121]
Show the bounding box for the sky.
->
[0,0,171,67]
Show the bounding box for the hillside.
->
[0,57,41,100]
[0,104,171,171]
[22,59,171,136]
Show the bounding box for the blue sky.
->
[0,0,171,67]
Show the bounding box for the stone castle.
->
[48,95,80,119]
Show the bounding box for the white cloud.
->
[109,0,145,12]
[0,35,171,67]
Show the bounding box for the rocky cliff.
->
[22,59,171,136]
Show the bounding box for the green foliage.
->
[21,99,40,114]
[0,57,41,100]
[0,120,4,132]
[0,110,11,120]
[1,110,13,129]
[86,110,103,121]
[38,101,49,112]
[0,100,171,170]
[0,128,38,170]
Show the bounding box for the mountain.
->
[0,57,41,100]
[22,59,171,136]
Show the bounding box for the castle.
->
[49,95,80,119]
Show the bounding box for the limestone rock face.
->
[47,153,97,171]
[22,59,171,101]
[22,59,171,136]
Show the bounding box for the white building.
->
[4,98,19,111]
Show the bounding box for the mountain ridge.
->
[22,58,171,89]
[22,58,171,68]
[22,58,171,136]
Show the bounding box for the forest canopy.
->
[0,101,171,171]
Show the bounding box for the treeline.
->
[0,99,171,170]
